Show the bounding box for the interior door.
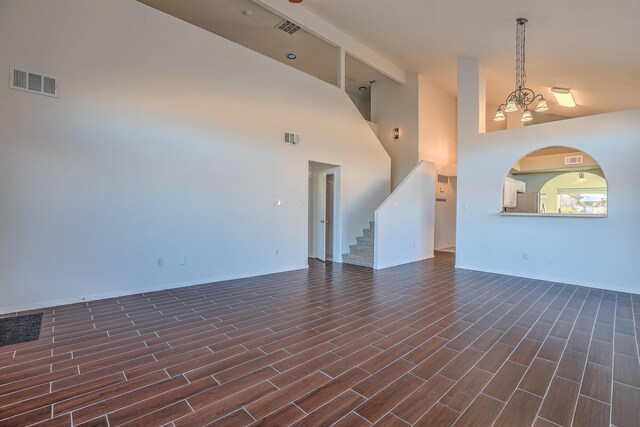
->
[314,173,327,261]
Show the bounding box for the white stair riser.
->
[342,254,374,268]
[350,242,372,251]
[350,247,374,257]
[356,236,374,245]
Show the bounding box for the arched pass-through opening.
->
[501,146,608,217]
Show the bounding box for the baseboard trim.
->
[0,264,310,315]
[454,263,638,295]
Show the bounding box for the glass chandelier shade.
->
[520,110,533,122]
[494,18,548,122]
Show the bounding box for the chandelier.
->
[494,18,548,122]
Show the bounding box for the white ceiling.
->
[137,0,340,86]
[137,0,393,100]
[302,0,640,117]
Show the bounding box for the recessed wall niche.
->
[502,147,607,217]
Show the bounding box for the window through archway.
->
[502,147,607,216]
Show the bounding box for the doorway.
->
[308,161,341,262]
[435,174,457,252]
[325,174,334,260]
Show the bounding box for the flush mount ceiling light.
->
[551,87,577,108]
[359,86,367,91]
[494,18,549,123]
[286,53,297,60]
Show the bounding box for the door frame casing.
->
[308,162,341,263]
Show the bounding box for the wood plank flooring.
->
[1,252,639,426]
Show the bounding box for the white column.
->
[457,58,486,143]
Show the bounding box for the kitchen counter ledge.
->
[500,212,607,218]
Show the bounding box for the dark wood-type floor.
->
[1,253,639,427]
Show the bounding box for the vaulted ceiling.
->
[137,0,640,119]
[138,0,340,86]
[302,0,640,117]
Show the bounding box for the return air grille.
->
[277,19,301,35]
[28,73,42,91]
[10,67,58,98]
[43,76,57,95]
[564,155,583,165]
[13,69,27,89]
[284,132,300,145]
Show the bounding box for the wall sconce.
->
[393,128,400,140]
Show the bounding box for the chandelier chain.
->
[494,18,547,122]
[516,18,527,90]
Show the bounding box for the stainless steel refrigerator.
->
[505,192,543,213]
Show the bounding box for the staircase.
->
[342,221,375,268]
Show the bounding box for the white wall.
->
[374,161,436,269]
[418,75,458,172]
[372,74,458,250]
[371,74,420,190]
[457,58,640,293]
[347,94,371,121]
[366,121,379,138]
[0,0,390,313]
[418,75,458,250]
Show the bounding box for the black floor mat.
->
[0,313,43,347]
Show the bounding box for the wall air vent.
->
[284,132,300,145]
[437,174,449,184]
[10,67,58,98]
[12,69,27,89]
[43,76,57,96]
[277,19,301,35]
[28,73,42,92]
[564,155,583,165]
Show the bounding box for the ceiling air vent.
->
[564,155,583,165]
[10,67,58,98]
[284,132,300,145]
[277,19,301,35]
